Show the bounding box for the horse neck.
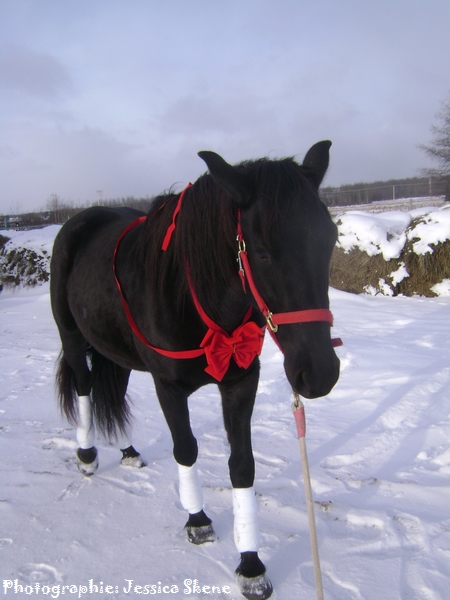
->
[179,193,250,331]
[196,280,253,332]
[143,186,253,333]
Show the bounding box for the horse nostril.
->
[293,361,340,399]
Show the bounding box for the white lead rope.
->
[292,392,324,600]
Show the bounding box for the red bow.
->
[200,321,264,381]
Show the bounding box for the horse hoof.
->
[185,524,217,545]
[236,574,273,600]
[121,455,146,468]
[121,445,146,468]
[76,447,99,476]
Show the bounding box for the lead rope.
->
[292,392,324,600]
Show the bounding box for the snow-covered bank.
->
[0,226,61,291]
[331,204,450,297]
[335,205,450,259]
[1,283,449,599]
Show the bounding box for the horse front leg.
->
[154,376,216,545]
[219,367,273,600]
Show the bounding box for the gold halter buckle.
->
[266,312,278,333]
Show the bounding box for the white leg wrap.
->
[177,462,204,514]
[233,487,260,553]
[115,429,132,450]
[76,395,96,449]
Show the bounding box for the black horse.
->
[50,141,340,600]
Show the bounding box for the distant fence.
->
[321,178,448,207]
[328,196,447,216]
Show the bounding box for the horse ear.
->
[198,151,252,205]
[302,140,332,189]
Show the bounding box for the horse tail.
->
[56,348,132,442]
[89,348,132,441]
[56,351,79,427]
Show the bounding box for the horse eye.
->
[255,248,271,263]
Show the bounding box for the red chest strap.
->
[113,190,264,381]
[113,215,204,361]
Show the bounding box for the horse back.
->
[50,206,146,368]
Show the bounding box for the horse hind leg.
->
[75,394,99,476]
[76,394,145,475]
[56,343,99,475]
[74,396,144,474]
[57,341,144,474]
[88,349,145,468]
[117,431,146,468]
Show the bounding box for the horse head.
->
[198,142,340,399]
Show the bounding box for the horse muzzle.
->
[281,325,341,399]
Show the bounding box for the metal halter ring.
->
[237,236,246,253]
[266,312,278,333]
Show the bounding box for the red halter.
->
[236,215,342,350]
[113,184,341,382]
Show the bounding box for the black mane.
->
[140,157,315,320]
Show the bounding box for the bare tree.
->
[46,195,75,224]
[420,96,450,200]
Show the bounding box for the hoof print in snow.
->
[237,573,273,600]
[76,447,99,476]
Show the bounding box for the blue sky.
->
[1,0,449,213]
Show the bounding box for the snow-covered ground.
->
[1,225,449,599]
